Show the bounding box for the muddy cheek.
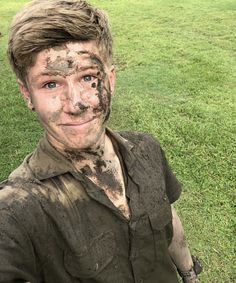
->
[95,79,105,110]
[91,91,110,120]
[101,85,112,122]
[82,82,97,93]
[60,84,92,103]
[48,110,62,123]
[80,89,100,106]
[63,89,69,99]
[59,89,71,101]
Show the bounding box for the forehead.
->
[33,41,105,69]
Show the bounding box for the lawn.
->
[0,0,235,282]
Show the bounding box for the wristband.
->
[179,267,198,279]
[178,255,203,281]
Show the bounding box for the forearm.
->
[168,206,200,283]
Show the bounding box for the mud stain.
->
[75,155,123,197]
[46,56,76,77]
[90,54,105,75]
[64,146,104,163]
[96,170,122,194]
[74,102,90,112]
[95,159,107,169]
[64,150,86,162]
[80,165,93,175]
[93,159,122,195]
[48,110,61,123]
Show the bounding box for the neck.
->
[62,132,115,174]
[65,134,106,161]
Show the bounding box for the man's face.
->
[20,41,115,152]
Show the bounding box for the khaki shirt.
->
[0,129,181,283]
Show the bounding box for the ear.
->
[108,65,116,94]
[17,79,35,110]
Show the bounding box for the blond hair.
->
[8,0,113,84]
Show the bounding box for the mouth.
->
[60,116,96,129]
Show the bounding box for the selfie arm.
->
[168,206,202,283]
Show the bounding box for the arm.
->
[168,206,201,283]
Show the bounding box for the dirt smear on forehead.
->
[46,56,75,77]
[45,49,104,77]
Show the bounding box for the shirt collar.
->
[23,128,135,181]
[28,137,75,180]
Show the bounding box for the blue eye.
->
[44,82,57,89]
[83,75,95,82]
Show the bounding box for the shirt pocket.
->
[64,230,115,279]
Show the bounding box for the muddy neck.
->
[63,133,116,173]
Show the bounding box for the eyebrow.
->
[31,73,53,84]
[78,65,99,72]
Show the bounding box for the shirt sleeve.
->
[0,208,38,283]
[160,148,182,204]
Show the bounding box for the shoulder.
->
[118,131,163,162]
[0,179,48,230]
[8,153,35,181]
[0,145,46,212]
[0,182,53,251]
[0,151,38,212]
[0,181,37,212]
[118,130,161,148]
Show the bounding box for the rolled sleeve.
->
[160,148,182,204]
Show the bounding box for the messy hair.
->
[8,0,113,84]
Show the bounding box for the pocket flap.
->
[149,205,172,231]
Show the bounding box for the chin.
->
[48,122,106,152]
[65,132,103,151]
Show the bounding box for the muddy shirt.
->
[0,129,181,283]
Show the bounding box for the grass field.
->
[0,0,235,282]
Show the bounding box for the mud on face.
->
[45,49,112,122]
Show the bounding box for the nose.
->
[62,82,89,115]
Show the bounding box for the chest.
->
[86,158,131,219]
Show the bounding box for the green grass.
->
[0,0,235,282]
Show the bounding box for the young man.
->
[0,0,202,282]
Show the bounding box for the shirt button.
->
[95,263,99,271]
[114,264,118,269]
[130,221,137,230]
